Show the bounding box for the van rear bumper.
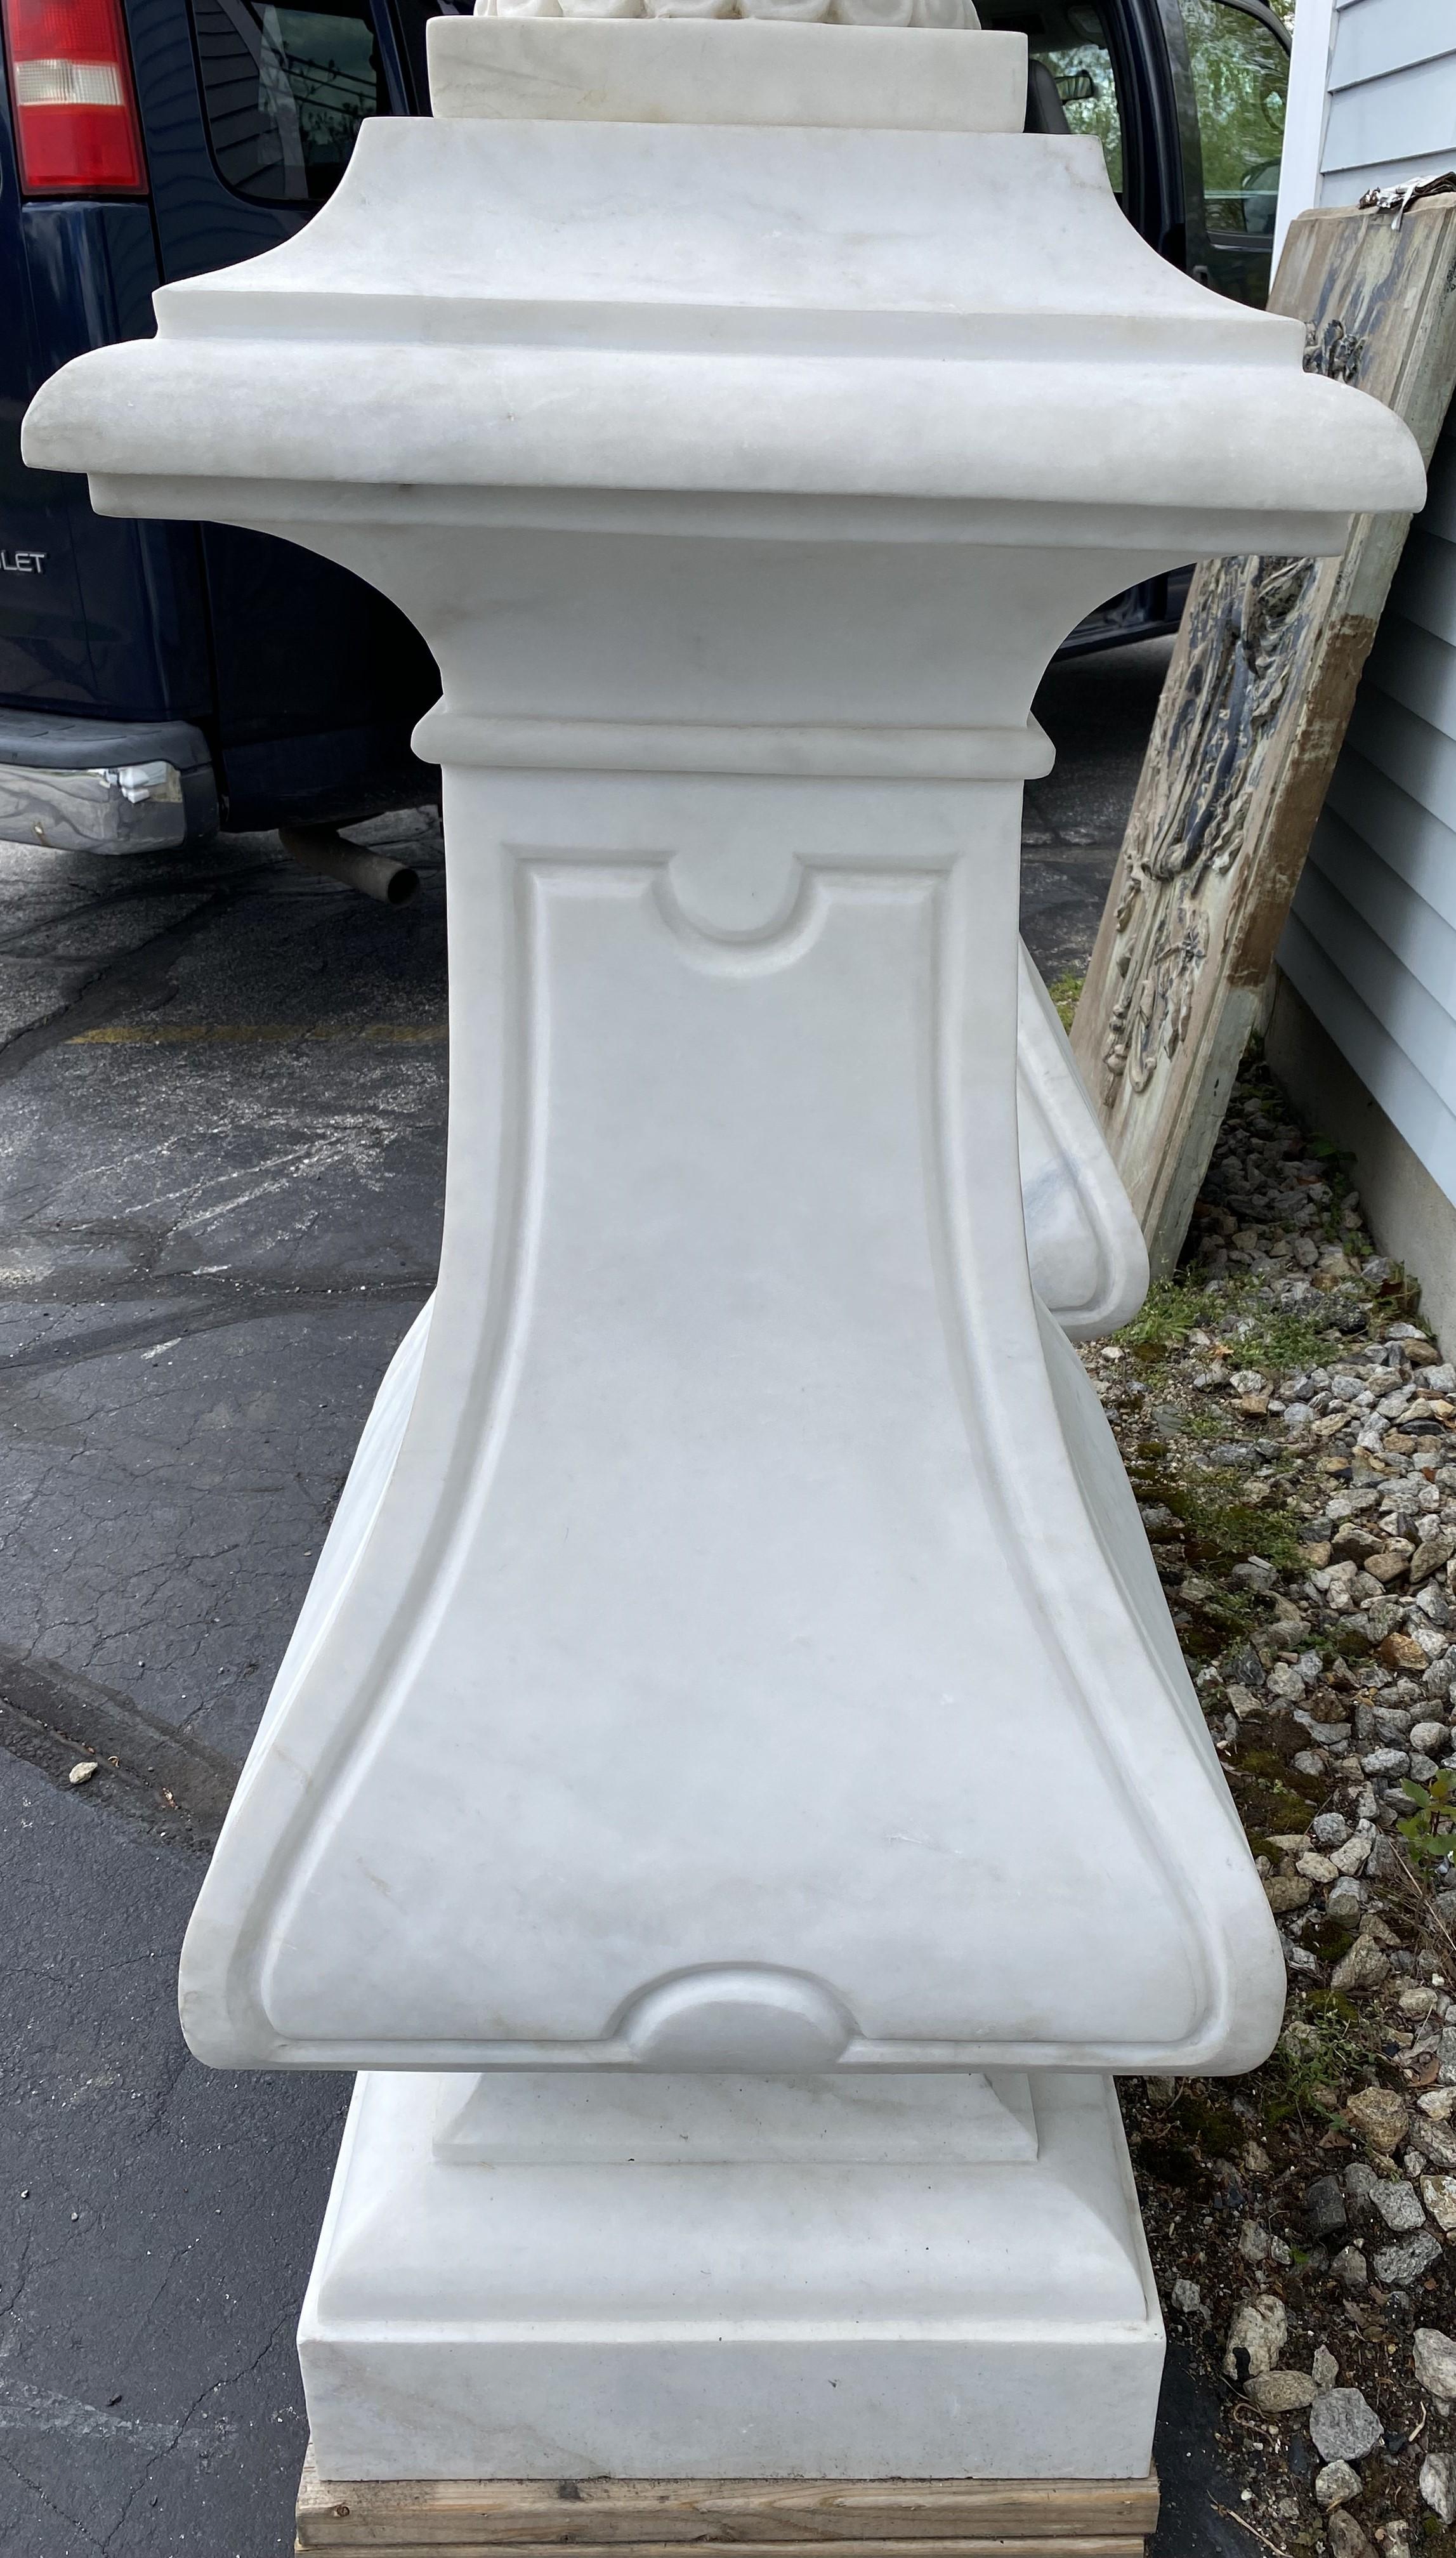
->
[0,710,217,853]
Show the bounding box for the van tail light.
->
[3,0,146,194]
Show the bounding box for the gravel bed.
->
[1092,1051,1456,2556]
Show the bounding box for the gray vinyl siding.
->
[1277,0,1456,1207]
[1280,409,1456,1203]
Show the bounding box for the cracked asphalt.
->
[0,636,1247,2557]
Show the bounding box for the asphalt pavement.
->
[0,636,1255,2558]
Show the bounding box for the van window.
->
[190,0,385,203]
[978,3,1125,196]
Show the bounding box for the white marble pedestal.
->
[302,2069,1159,2483]
[20,8,1424,2522]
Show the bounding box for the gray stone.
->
[1223,2293,1288,2382]
[1327,2512,1375,2558]
[1247,2368,1316,2413]
[1368,2179,1426,2233]
[1266,1872,1313,1915]
[1410,2111,1456,2174]
[1412,1533,1456,1589]
[1420,2452,1456,2525]
[1309,2387,1384,2463]
[1231,1557,1277,1592]
[1372,2228,1443,2285]
[1312,2346,1339,2388]
[1331,2245,1368,2295]
[1328,1877,1365,1922]
[1414,2327,1456,2402]
[1306,2175,1347,2238]
[1332,1936,1392,1993]
[1314,2459,1361,2509]
[1312,1811,1351,1846]
[1420,2172,1456,2229]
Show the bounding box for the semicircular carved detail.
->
[653,847,829,973]
[614,1965,858,2069]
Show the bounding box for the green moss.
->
[1304,1913,1358,1962]
[1144,1469,1304,1577]
[1119,1279,1211,1356]
[1228,1753,1327,1831]
[1303,1991,1361,2024]
[1264,1999,1374,2118]
[1172,2091,1243,2156]
[1132,2134,1201,2189]
[1224,1299,1346,1375]
[1045,971,1084,1035]
[1179,1405,1226,1441]
[1115,1270,1343,1381]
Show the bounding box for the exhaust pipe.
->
[280,823,419,905]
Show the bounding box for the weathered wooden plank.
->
[296,2538,1150,2557]
[296,2457,1158,2555]
[1070,194,1456,1275]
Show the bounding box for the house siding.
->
[1273,0,1456,1280]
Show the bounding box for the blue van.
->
[0,0,1288,853]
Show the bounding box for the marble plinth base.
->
[298,2071,1163,2485]
[295,2456,1162,2555]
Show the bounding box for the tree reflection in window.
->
[1177,0,1288,240]
[192,0,384,204]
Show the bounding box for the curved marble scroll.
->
[1017,943,1149,1339]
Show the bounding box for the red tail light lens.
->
[3,0,146,194]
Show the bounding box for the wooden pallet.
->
[296,2453,1160,2557]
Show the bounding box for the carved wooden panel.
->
[1071,195,1456,1276]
